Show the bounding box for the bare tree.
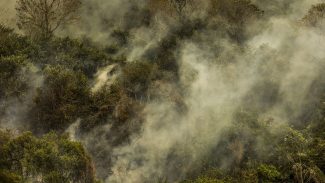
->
[16,0,81,40]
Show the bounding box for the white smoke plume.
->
[101,1,325,183]
[91,64,120,93]
[0,65,43,131]
[1,0,325,182]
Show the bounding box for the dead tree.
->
[16,0,81,40]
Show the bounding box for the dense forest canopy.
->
[0,0,325,183]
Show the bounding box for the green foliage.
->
[188,177,226,183]
[187,106,325,183]
[27,37,111,77]
[121,61,158,99]
[182,166,278,183]
[181,168,232,183]
[208,0,263,42]
[210,0,263,24]
[29,65,90,133]
[0,131,95,183]
[110,30,130,47]
[0,25,31,57]
[181,168,230,183]
[257,164,281,182]
[81,82,132,131]
[42,37,110,76]
[0,26,112,78]
[0,1,325,183]
[0,55,30,100]
[0,169,21,183]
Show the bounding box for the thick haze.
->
[1,0,325,182]
[107,23,325,183]
[106,1,325,182]
[64,0,325,182]
[0,0,16,27]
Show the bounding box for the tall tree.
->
[16,0,81,40]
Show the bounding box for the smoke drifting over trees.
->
[16,0,81,40]
[0,0,325,183]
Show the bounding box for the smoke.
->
[99,1,325,183]
[0,65,43,131]
[59,0,148,41]
[250,18,325,122]
[0,0,16,27]
[65,118,81,141]
[91,64,120,93]
[106,41,257,182]
[251,0,325,18]
[1,0,325,182]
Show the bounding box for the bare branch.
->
[16,0,81,40]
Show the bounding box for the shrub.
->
[0,131,96,183]
[29,66,90,133]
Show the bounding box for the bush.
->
[0,131,96,183]
[0,55,31,100]
[0,25,31,57]
[257,164,281,182]
[30,37,110,77]
[29,66,90,133]
[209,0,262,24]
[121,61,157,99]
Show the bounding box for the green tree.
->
[0,55,30,100]
[29,65,90,133]
[0,24,31,57]
[0,131,96,183]
[274,127,325,183]
[209,0,263,42]
[121,61,157,100]
[257,164,281,182]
